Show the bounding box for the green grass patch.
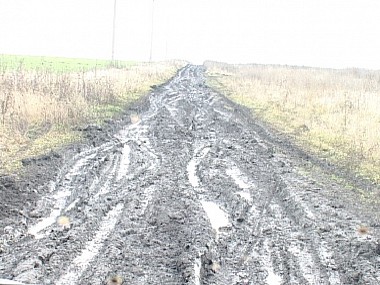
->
[0,54,135,72]
[91,104,124,122]
[1,127,80,173]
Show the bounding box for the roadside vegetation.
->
[0,54,185,173]
[205,61,380,183]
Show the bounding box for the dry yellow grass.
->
[0,60,185,173]
[205,61,380,182]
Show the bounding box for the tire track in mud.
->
[1,65,380,284]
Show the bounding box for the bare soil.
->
[1,65,380,285]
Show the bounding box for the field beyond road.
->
[0,55,185,174]
[205,61,380,183]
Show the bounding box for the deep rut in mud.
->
[1,65,380,284]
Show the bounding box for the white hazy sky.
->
[0,0,380,69]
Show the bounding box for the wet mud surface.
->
[1,65,380,284]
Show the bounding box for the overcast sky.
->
[0,0,379,69]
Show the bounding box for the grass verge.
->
[0,54,186,174]
[205,61,380,183]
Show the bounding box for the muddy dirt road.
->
[1,65,380,284]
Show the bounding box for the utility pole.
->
[112,0,117,62]
[149,0,155,62]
